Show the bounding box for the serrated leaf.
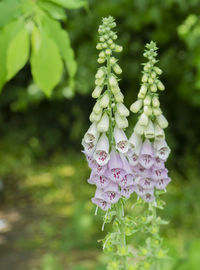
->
[48,0,87,9]
[31,25,63,96]
[7,25,30,80]
[38,1,67,21]
[43,15,77,80]
[0,0,21,27]
[0,20,23,91]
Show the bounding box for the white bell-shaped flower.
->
[138,112,149,126]
[129,132,142,152]
[99,93,110,108]
[154,139,170,161]
[93,100,102,114]
[116,102,130,117]
[115,112,128,129]
[97,112,109,132]
[157,114,168,129]
[134,121,145,135]
[84,122,99,143]
[154,123,165,140]
[89,111,102,122]
[114,91,124,102]
[144,119,155,139]
[114,126,128,153]
[94,133,110,166]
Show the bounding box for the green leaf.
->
[30,25,63,96]
[38,1,67,21]
[0,20,23,91]
[43,15,77,81]
[0,0,21,27]
[7,25,30,80]
[48,0,87,9]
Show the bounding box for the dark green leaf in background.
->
[31,25,63,96]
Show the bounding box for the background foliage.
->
[0,0,200,269]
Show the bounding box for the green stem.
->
[106,54,114,147]
[116,200,128,270]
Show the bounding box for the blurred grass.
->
[0,135,199,270]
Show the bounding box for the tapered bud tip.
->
[115,45,123,52]
[92,86,103,98]
[130,100,143,113]
[157,81,165,91]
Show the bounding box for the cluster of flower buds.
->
[82,17,134,211]
[127,41,171,202]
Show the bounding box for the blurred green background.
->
[0,0,200,269]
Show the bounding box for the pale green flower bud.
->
[97,112,109,132]
[100,37,105,42]
[134,121,145,135]
[95,68,105,79]
[116,102,130,117]
[144,119,155,139]
[92,86,103,98]
[148,77,154,84]
[115,112,128,128]
[115,45,123,52]
[130,99,143,113]
[110,43,116,50]
[97,57,105,64]
[110,57,117,65]
[154,123,165,140]
[151,71,156,79]
[144,105,152,116]
[157,114,168,129]
[143,96,151,106]
[154,66,162,75]
[95,77,104,86]
[140,84,148,95]
[114,91,124,102]
[99,93,110,108]
[113,64,122,74]
[138,112,149,126]
[138,84,147,99]
[111,85,120,95]
[89,111,102,122]
[96,43,102,50]
[99,51,106,58]
[152,96,160,107]
[157,80,165,91]
[93,100,102,114]
[144,63,151,72]
[142,74,148,83]
[102,43,107,48]
[150,84,157,92]
[153,107,162,116]
[107,39,113,45]
[109,75,118,87]
[105,49,112,55]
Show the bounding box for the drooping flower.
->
[94,133,110,166]
[114,126,129,153]
[139,140,155,169]
[92,189,111,211]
